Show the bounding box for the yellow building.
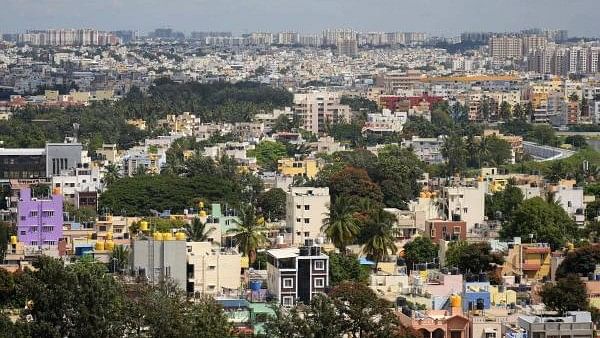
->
[489,286,517,306]
[277,158,319,178]
[522,245,552,280]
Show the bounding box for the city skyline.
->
[1,0,599,37]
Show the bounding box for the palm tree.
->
[110,245,129,274]
[184,217,216,242]
[360,209,398,264]
[226,205,268,264]
[322,197,360,252]
[103,163,121,187]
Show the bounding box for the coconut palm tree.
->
[360,209,398,264]
[184,217,216,242]
[322,197,360,252]
[110,245,129,274]
[226,204,268,263]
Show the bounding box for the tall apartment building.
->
[276,32,300,45]
[266,245,329,306]
[527,46,600,75]
[17,188,63,248]
[521,35,548,54]
[249,32,274,46]
[441,182,485,232]
[336,38,358,57]
[292,92,351,134]
[489,36,523,59]
[321,29,357,45]
[18,29,120,46]
[286,187,330,245]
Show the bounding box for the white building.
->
[186,242,241,296]
[293,92,351,134]
[401,135,446,164]
[362,109,407,134]
[441,182,485,232]
[286,187,330,245]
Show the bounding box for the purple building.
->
[17,188,63,247]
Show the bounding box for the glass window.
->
[314,260,325,270]
[314,277,325,288]
[283,296,294,307]
[283,278,294,288]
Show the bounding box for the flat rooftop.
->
[0,148,45,156]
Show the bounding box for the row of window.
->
[296,204,311,210]
[27,241,56,246]
[21,210,55,219]
[296,218,310,224]
[283,276,325,289]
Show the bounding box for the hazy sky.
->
[1,0,599,37]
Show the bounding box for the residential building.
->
[440,181,485,232]
[266,245,329,306]
[401,136,445,164]
[362,109,407,134]
[285,187,330,245]
[293,92,351,134]
[17,187,63,248]
[277,157,319,179]
[426,220,467,243]
[131,237,187,290]
[186,242,242,296]
[511,312,593,338]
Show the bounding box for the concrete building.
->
[293,92,352,134]
[489,36,523,60]
[362,109,407,134]
[17,187,63,248]
[401,136,445,165]
[277,157,319,179]
[286,187,330,245]
[266,245,329,306]
[186,242,241,296]
[511,312,593,338]
[441,182,485,232]
[131,238,187,290]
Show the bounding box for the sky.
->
[1,0,599,37]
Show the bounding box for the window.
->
[304,218,310,224]
[463,207,468,213]
[42,211,54,217]
[20,216,25,221]
[296,205,301,209]
[296,218,301,223]
[314,277,325,288]
[30,241,38,246]
[304,232,310,237]
[314,260,325,270]
[304,205,310,210]
[283,278,294,288]
[453,226,461,234]
[42,226,54,233]
[208,265,216,270]
[430,228,436,237]
[20,231,26,236]
[30,211,38,217]
[55,183,61,188]
[282,296,294,307]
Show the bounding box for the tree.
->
[226,204,268,263]
[499,101,512,120]
[540,275,588,315]
[376,145,425,208]
[322,196,360,252]
[329,281,412,338]
[248,141,287,171]
[485,183,524,221]
[328,166,383,206]
[441,134,468,175]
[109,245,129,274]
[0,222,10,262]
[257,188,287,221]
[189,295,235,338]
[328,252,370,287]
[500,197,579,249]
[16,256,130,337]
[481,136,512,166]
[565,135,588,148]
[529,124,559,146]
[445,241,503,275]
[403,237,438,271]
[264,295,334,338]
[556,244,600,278]
[360,209,397,264]
[102,163,121,186]
[184,217,216,242]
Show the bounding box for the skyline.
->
[1,0,599,37]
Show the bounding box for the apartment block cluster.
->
[16,29,121,46]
